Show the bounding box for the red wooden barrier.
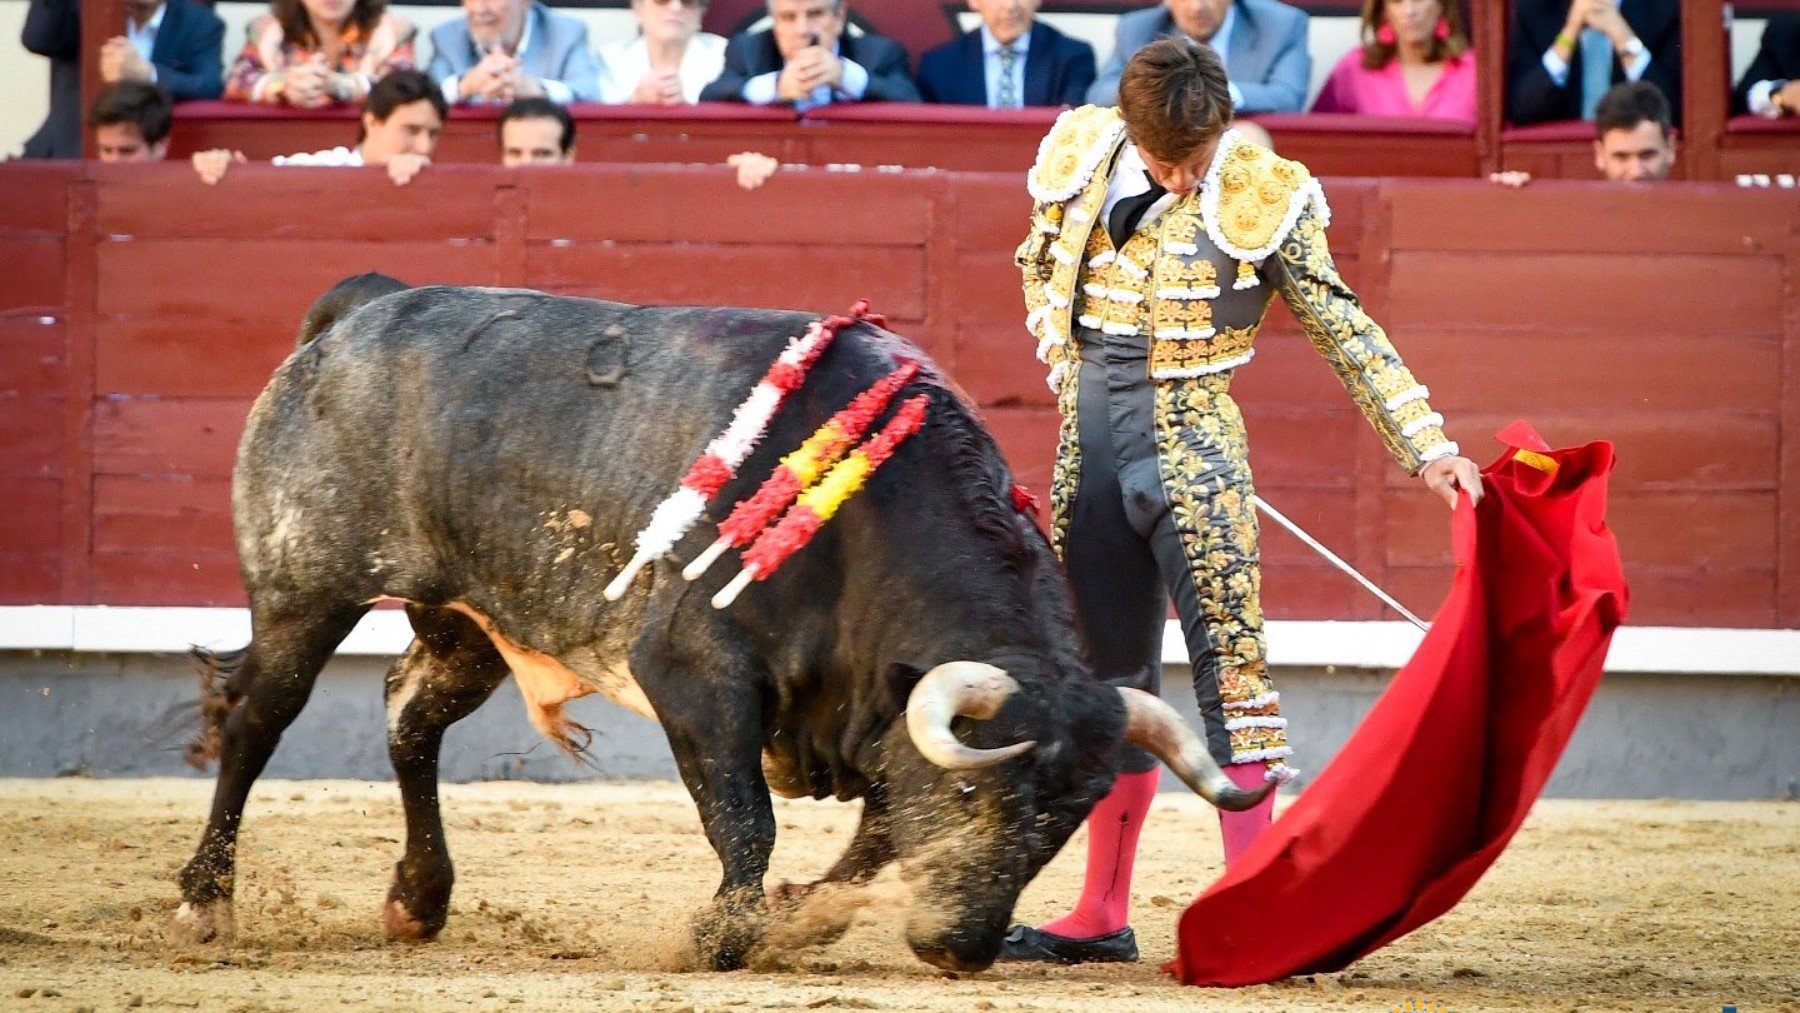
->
[3,162,1797,628]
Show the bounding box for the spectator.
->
[194,68,444,185]
[1088,0,1310,112]
[596,0,728,105]
[698,0,920,107]
[1310,0,1474,121]
[499,95,574,164]
[916,0,1096,107]
[226,0,416,106]
[100,0,226,101]
[1490,80,1674,186]
[90,81,174,161]
[1733,14,1800,119]
[428,0,600,105]
[1506,0,1679,126]
[21,0,80,158]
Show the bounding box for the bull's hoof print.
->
[166,900,235,945]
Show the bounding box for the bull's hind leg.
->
[171,602,367,944]
[631,628,775,971]
[383,605,509,941]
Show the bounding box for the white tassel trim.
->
[1115,256,1149,279]
[1048,242,1076,264]
[1224,715,1288,731]
[1081,282,1107,297]
[1046,290,1070,308]
[1034,334,1061,364]
[1025,304,1051,334]
[1068,205,1093,224]
[1385,384,1430,411]
[1198,129,1332,263]
[1222,691,1281,711]
[1077,313,1102,330]
[1232,267,1261,291]
[1265,763,1299,784]
[1231,745,1294,764]
[1155,286,1221,300]
[1151,348,1254,379]
[1101,320,1140,336]
[1045,360,1069,392]
[1152,326,1217,341]
[1418,441,1461,463]
[635,485,708,558]
[1038,219,1060,235]
[1163,241,1200,255]
[1086,250,1115,268]
[1027,109,1127,202]
[1401,412,1445,438]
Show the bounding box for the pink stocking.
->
[1217,762,1277,868]
[1039,768,1160,938]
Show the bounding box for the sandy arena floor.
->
[0,778,1793,1012]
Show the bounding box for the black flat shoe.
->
[996,924,1139,964]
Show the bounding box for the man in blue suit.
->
[917,0,1096,108]
[98,0,226,100]
[699,0,919,107]
[428,0,601,104]
[1088,0,1309,113]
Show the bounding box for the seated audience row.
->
[22,0,1799,162]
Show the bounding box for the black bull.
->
[170,278,1270,971]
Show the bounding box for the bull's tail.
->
[184,644,250,769]
[295,272,410,348]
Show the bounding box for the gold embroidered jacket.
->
[1016,105,1458,479]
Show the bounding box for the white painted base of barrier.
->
[1,606,1795,677]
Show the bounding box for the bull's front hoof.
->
[382,898,440,942]
[166,900,235,945]
[691,894,765,971]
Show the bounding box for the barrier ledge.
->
[2,607,1794,677]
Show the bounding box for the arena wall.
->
[4,163,1799,628]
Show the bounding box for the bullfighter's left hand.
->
[1421,455,1484,509]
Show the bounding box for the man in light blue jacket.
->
[429,0,601,104]
[1088,0,1309,113]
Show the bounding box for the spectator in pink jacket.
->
[1310,0,1475,122]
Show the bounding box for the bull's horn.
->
[905,662,1036,770]
[1118,687,1273,812]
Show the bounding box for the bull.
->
[170,276,1271,971]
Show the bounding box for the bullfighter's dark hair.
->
[498,97,576,154]
[1117,38,1233,164]
[1595,82,1673,141]
[364,69,448,126]
[88,81,174,145]
[273,0,386,51]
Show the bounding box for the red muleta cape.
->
[1170,422,1628,987]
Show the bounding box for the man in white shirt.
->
[428,0,602,105]
[698,0,920,107]
[1506,0,1680,126]
[192,70,446,186]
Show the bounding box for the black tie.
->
[1108,171,1169,249]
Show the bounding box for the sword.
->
[1252,494,1429,632]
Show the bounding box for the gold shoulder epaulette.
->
[1027,105,1127,204]
[1200,132,1330,262]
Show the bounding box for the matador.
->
[999,40,1483,965]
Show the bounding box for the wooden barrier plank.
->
[0,314,65,399]
[1388,251,1785,338]
[93,318,293,400]
[91,164,498,241]
[522,167,934,245]
[981,405,1060,491]
[89,550,245,606]
[1385,329,1781,413]
[0,554,62,605]
[0,398,63,478]
[0,239,67,312]
[92,476,233,554]
[1780,197,1800,625]
[94,239,502,329]
[1385,183,1793,255]
[92,398,247,478]
[528,244,927,321]
[0,479,61,555]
